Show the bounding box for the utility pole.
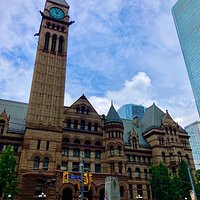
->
[187,161,197,200]
[80,152,84,200]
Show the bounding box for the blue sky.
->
[0,0,198,126]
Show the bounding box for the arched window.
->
[170,153,174,161]
[33,157,40,170]
[86,108,90,115]
[118,146,122,156]
[0,120,5,134]
[177,152,182,162]
[43,157,49,171]
[74,139,80,144]
[118,162,122,174]
[132,137,137,149]
[169,126,173,134]
[0,143,4,152]
[80,120,85,130]
[88,122,91,131]
[162,152,166,163]
[66,119,71,128]
[81,106,85,114]
[51,34,57,53]
[94,123,98,132]
[110,146,114,156]
[144,169,148,179]
[74,120,78,129]
[120,186,124,197]
[127,168,132,178]
[95,141,101,146]
[63,138,69,144]
[85,140,91,145]
[43,32,50,51]
[58,36,64,54]
[76,107,80,113]
[186,154,190,164]
[135,168,141,178]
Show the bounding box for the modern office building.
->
[117,104,146,121]
[185,121,200,170]
[172,0,200,117]
[0,0,196,200]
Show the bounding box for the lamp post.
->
[185,198,187,200]
[38,192,46,200]
[7,194,11,200]
[136,194,143,199]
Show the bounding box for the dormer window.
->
[0,120,5,134]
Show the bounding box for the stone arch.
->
[60,183,76,194]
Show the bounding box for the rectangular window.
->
[84,150,91,158]
[84,163,91,172]
[37,140,41,150]
[62,148,68,156]
[110,162,114,172]
[95,164,101,173]
[95,151,101,159]
[46,141,49,151]
[129,184,133,199]
[72,162,79,172]
[61,162,68,171]
[34,185,42,196]
[137,184,143,196]
[73,149,80,157]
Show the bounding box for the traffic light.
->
[88,173,93,184]
[83,172,88,184]
[63,172,69,183]
[88,173,93,190]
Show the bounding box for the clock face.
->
[49,7,64,19]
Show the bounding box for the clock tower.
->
[27,0,70,130]
[18,0,72,199]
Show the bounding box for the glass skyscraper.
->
[185,121,200,169]
[117,104,146,120]
[172,0,200,117]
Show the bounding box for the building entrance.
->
[99,189,105,200]
[62,188,72,200]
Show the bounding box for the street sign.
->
[69,174,81,180]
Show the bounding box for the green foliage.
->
[0,145,19,199]
[150,160,195,200]
[150,162,171,200]
[195,170,200,199]
[178,160,192,200]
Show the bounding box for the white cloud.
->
[0,58,32,102]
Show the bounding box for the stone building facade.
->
[0,0,195,200]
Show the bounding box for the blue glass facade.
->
[185,121,200,169]
[172,0,200,117]
[117,104,146,120]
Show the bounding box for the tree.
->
[0,145,18,199]
[178,160,192,200]
[150,162,171,200]
[195,170,200,199]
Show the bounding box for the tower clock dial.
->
[49,7,65,19]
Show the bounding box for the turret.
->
[103,102,126,175]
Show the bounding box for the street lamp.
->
[185,198,187,200]
[136,194,143,199]
[38,192,46,200]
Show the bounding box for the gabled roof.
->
[0,99,28,133]
[48,0,69,7]
[141,103,165,132]
[105,103,123,125]
[65,94,101,117]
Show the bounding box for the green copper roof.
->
[48,0,69,7]
[0,99,28,133]
[105,104,123,124]
[141,103,165,133]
